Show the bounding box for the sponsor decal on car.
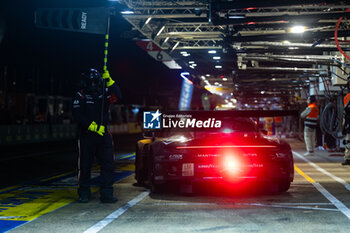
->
[169,154,183,160]
[198,164,219,169]
[197,154,220,158]
[248,163,264,168]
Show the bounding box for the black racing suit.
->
[73,83,122,198]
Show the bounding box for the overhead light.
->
[261,91,265,94]
[282,40,291,44]
[145,17,152,25]
[213,56,221,60]
[214,82,219,85]
[218,84,223,86]
[206,74,210,77]
[208,50,217,54]
[121,10,134,14]
[290,25,306,33]
[156,26,166,37]
[215,65,222,69]
[189,61,195,64]
[254,100,258,103]
[180,51,187,54]
[288,47,299,50]
[272,78,276,81]
[230,93,234,96]
[222,78,228,81]
[201,76,206,80]
[228,15,246,19]
[183,53,191,57]
[189,65,195,69]
[191,64,197,67]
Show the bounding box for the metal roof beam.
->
[227,30,350,42]
[212,12,350,25]
[210,0,350,10]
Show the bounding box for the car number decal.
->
[182,163,194,176]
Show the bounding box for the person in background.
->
[300,95,319,156]
[73,68,122,203]
[264,117,274,136]
[342,91,350,165]
[274,116,282,137]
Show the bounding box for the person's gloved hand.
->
[88,121,105,136]
[88,121,98,132]
[102,70,115,87]
[96,125,105,136]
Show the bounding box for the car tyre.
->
[135,146,146,185]
[278,180,291,192]
[147,150,162,193]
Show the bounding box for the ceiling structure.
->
[119,0,350,108]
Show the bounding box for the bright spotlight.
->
[290,25,306,33]
[121,10,134,15]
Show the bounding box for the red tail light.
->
[176,145,276,149]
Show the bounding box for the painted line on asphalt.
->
[244,203,338,212]
[294,165,315,183]
[0,170,135,232]
[150,202,333,206]
[116,152,136,160]
[273,202,333,206]
[293,151,350,191]
[312,182,350,219]
[152,202,217,206]
[149,202,337,212]
[83,191,150,233]
[294,162,350,220]
[0,185,21,195]
[40,171,75,182]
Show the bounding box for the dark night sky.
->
[0,0,182,105]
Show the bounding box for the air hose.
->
[320,95,344,139]
[334,8,350,62]
[100,15,111,127]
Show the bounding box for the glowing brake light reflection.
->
[176,145,276,149]
[227,161,236,169]
[223,156,241,174]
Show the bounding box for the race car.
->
[135,115,294,193]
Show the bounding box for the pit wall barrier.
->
[0,124,77,146]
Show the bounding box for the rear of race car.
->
[150,134,294,191]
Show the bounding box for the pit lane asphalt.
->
[7,139,350,233]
